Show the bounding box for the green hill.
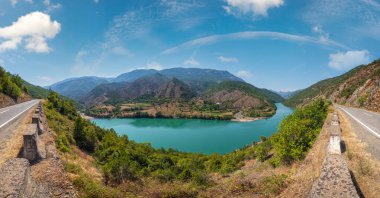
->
[206,81,284,103]
[284,59,380,111]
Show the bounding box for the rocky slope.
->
[205,81,279,117]
[285,59,380,112]
[48,68,244,100]
[83,74,196,107]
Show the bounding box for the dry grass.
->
[339,110,380,198]
[61,146,103,182]
[0,106,36,165]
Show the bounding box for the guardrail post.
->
[23,124,39,162]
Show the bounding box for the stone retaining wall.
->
[308,111,359,198]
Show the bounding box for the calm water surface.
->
[92,103,293,154]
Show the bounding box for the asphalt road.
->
[0,100,39,130]
[338,105,380,160]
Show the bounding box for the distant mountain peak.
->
[49,67,245,101]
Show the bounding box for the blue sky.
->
[0,0,379,91]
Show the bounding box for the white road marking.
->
[0,101,37,129]
[339,107,380,139]
[0,109,9,114]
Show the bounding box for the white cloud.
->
[146,62,163,70]
[328,50,370,70]
[224,0,284,17]
[0,11,61,53]
[160,0,203,17]
[43,0,61,13]
[183,57,200,66]
[10,0,32,7]
[218,56,238,63]
[162,31,347,54]
[312,25,332,44]
[111,46,133,57]
[236,70,253,80]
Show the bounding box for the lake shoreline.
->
[91,103,293,154]
[85,114,267,122]
[231,117,265,122]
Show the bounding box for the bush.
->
[272,99,329,165]
[256,140,272,162]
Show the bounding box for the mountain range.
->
[47,68,245,101]
[47,67,284,119]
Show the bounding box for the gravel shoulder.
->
[338,106,380,160]
[339,109,380,198]
[0,105,36,165]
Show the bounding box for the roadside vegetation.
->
[0,66,29,99]
[43,91,329,197]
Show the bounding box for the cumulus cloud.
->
[0,11,61,53]
[218,56,238,63]
[236,70,253,80]
[183,57,200,66]
[224,0,284,17]
[328,50,370,70]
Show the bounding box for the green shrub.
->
[272,99,328,165]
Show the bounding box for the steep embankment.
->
[0,67,32,108]
[285,59,380,112]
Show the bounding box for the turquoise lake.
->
[92,103,293,154]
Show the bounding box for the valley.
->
[50,68,282,121]
[1,1,380,197]
[0,59,379,197]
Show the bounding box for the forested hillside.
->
[285,59,380,112]
[0,67,31,107]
